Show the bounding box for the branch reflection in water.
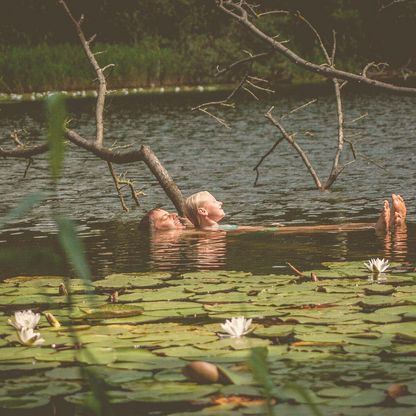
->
[147,229,227,270]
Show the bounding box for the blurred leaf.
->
[47,93,66,180]
[0,193,43,229]
[284,383,324,416]
[56,217,92,283]
[247,347,275,416]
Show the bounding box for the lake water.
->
[0,88,415,278]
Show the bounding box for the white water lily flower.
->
[364,258,390,274]
[16,327,45,346]
[219,316,253,338]
[8,310,41,330]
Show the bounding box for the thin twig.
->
[107,162,129,212]
[265,107,323,190]
[331,30,337,66]
[58,0,110,147]
[215,52,270,77]
[253,136,284,186]
[23,158,33,178]
[117,171,145,207]
[10,130,24,147]
[287,262,306,277]
[379,0,408,12]
[246,79,275,94]
[192,72,251,128]
[199,108,230,129]
[281,99,317,119]
[217,0,416,95]
[243,86,259,100]
[347,113,368,125]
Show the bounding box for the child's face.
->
[201,193,225,223]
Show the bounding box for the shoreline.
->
[0,84,236,104]
[1,74,415,105]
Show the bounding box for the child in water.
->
[140,191,407,233]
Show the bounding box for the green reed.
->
[0,41,217,93]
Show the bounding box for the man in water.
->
[139,193,407,233]
[138,208,187,231]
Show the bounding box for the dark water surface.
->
[0,89,415,278]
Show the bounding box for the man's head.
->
[185,191,224,227]
[139,208,185,231]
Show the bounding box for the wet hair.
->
[185,191,213,226]
[138,208,161,230]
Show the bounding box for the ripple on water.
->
[0,91,415,277]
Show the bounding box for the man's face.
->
[152,209,185,231]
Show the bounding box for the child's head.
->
[185,191,225,227]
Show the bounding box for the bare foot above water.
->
[375,200,391,232]
[391,193,407,227]
[375,194,407,233]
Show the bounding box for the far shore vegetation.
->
[1,0,415,95]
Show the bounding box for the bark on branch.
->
[265,107,323,190]
[218,0,416,95]
[58,0,110,147]
[0,143,49,158]
[2,0,187,216]
[65,130,186,215]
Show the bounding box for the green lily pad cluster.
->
[0,262,415,415]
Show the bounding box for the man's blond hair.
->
[185,191,213,226]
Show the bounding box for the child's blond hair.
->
[185,191,213,226]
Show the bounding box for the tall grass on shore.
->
[0,39,369,94]
[0,41,216,93]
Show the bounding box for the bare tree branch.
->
[58,0,108,147]
[242,86,259,100]
[65,129,186,215]
[215,51,271,77]
[253,136,284,186]
[192,71,249,127]
[265,106,323,190]
[23,158,33,179]
[253,99,317,186]
[324,78,346,189]
[218,0,416,95]
[195,49,274,128]
[0,143,49,158]
[107,162,129,212]
[2,1,187,216]
[118,174,144,207]
[281,99,317,120]
[284,11,349,189]
[379,0,409,12]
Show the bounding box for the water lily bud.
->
[44,312,61,328]
[107,291,118,303]
[183,361,220,384]
[387,383,408,399]
[58,283,68,295]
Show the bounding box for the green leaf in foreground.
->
[0,193,44,229]
[47,93,66,180]
[247,347,275,416]
[56,217,92,283]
